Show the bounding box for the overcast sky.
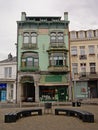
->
[0,0,98,60]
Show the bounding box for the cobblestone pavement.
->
[0,105,98,130]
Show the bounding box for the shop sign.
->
[0,83,7,89]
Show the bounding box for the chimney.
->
[8,53,12,61]
[64,12,68,21]
[21,12,26,21]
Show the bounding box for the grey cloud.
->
[0,0,98,60]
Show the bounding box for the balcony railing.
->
[20,66,39,72]
[50,42,65,48]
[79,72,98,79]
[22,43,37,49]
[79,55,87,60]
[48,65,69,72]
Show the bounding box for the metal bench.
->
[21,109,42,117]
[4,108,42,123]
[55,108,94,123]
[4,112,20,123]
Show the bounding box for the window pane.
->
[88,45,95,54]
[34,59,38,67]
[90,63,96,73]
[78,31,84,38]
[22,59,26,67]
[31,37,36,43]
[71,46,77,55]
[4,67,12,78]
[80,46,85,55]
[72,63,78,73]
[50,32,56,42]
[70,32,76,39]
[23,33,29,43]
[57,32,64,42]
[31,33,37,44]
[27,57,33,66]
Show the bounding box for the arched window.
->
[23,32,29,43]
[57,32,64,42]
[50,32,56,43]
[31,32,37,44]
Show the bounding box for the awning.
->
[39,75,69,86]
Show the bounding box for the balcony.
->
[79,55,87,60]
[79,72,98,79]
[47,42,68,51]
[20,66,39,72]
[48,65,69,72]
[50,42,65,48]
[22,43,37,49]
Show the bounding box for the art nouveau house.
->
[16,12,70,103]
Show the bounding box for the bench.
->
[55,108,94,123]
[4,108,42,123]
[72,101,81,107]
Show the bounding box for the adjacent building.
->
[70,29,98,99]
[17,12,70,103]
[0,54,17,102]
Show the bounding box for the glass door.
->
[1,90,6,101]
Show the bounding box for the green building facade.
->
[17,12,70,102]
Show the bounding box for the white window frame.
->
[90,63,96,73]
[72,63,78,74]
[80,46,85,55]
[4,67,12,78]
[71,46,77,55]
[31,32,37,44]
[23,32,29,43]
[88,45,95,54]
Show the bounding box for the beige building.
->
[70,29,98,99]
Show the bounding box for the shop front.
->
[39,74,69,102]
[74,81,88,99]
[39,86,67,101]
[0,83,7,102]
